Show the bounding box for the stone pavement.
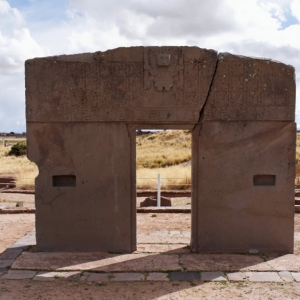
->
[1,229,300,283]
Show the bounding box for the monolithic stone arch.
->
[26,46,296,253]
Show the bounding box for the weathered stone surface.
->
[180,254,271,272]
[147,272,169,281]
[291,272,300,282]
[169,271,200,281]
[201,272,227,281]
[111,273,145,281]
[140,196,171,207]
[12,252,181,272]
[265,254,300,271]
[26,46,296,253]
[245,272,282,282]
[203,53,295,122]
[193,121,295,253]
[28,123,134,252]
[86,272,111,282]
[0,249,23,260]
[0,259,14,268]
[2,270,36,280]
[226,272,247,281]
[26,47,217,124]
[33,271,80,281]
[0,268,7,277]
[278,271,294,282]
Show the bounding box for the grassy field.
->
[136,130,191,190]
[1,130,300,190]
[0,139,38,189]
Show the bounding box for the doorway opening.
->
[135,129,192,251]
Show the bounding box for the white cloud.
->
[291,0,300,20]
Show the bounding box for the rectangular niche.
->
[52,175,76,187]
[253,175,276,186]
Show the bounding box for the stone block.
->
[0,268,7,277]
[111,273,145,281]
[0,249,23,260]
[169,272,200,281]
[291,272,300,282]
[2,270,36,280]
[33,271,80,281]
[201,272,227,281]
[194,121,295,253]
[246,272,282,282]
[226,272,247,281]
[140,196,171,207]
[86,272,111,282]
[278,271,294,282]
[0,259,14,268]
[146,272,169,281]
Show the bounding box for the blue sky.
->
[0,0,300,132]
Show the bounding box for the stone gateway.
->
[26,47,296,253]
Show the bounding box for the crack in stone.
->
[193,53,220,129]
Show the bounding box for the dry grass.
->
[0,140,38,189]
[136,130,191,169]
[136,130,191,189]
[136,163,191,190]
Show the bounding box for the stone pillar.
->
[27,122,133,252]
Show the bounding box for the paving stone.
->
[169,272,200,281]
[201,272,227,281]
[12,252,181,272]
[2,270,36,280]
[111,273,145,281]
[33,271,80,281]
[0,249,23,260]
[265,254,300,271]
[147,272,169,281]
[247,272,282,282]
[0,268,7,277]
[291,272,300,282]
[8,230,36,249]
[226,272,247,281]
[278,271,294,282]
[86,273,111,282]
[180,254,269,272]
[33,272,56,281]
[7,245,30,251]
[0,259,14,268]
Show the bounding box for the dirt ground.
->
[1,279,300,300]
[0,214,34,253]
[1,202,300,299]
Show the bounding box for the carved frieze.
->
[25,47,294,124]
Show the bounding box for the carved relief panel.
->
[26,47,294,124]
[203,54,295,121]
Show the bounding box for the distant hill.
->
[136,130,191,169]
